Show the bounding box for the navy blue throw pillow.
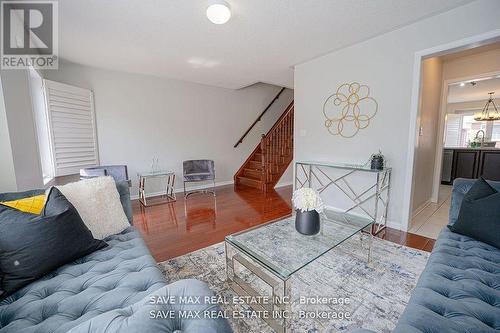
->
[0,187,107,299]
[448,178,500,248]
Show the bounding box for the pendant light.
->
[474,92,500,121]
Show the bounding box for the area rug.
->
[158,235,429,333]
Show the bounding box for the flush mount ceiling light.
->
[206,1,231,24]
[474,92,500,121]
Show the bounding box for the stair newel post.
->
[260,134,267,189]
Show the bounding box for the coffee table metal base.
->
[225,242,291,333]
[225,226,372,333]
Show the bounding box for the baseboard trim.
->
[412,200,431,218]
[275,180,292,188]
[130,180,234,200]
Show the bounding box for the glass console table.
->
[225,211,373,333]
[137,170,176,206]
[295,161,391,235]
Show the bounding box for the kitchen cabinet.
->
[442,148,500,184]
[452,150,481,180]
[479,151,500,181]
[441,149,454,184]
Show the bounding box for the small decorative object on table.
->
[370,150,385,170]
[292,188,323,235]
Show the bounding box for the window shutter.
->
[43,80,99,176]
[444,114,461,147]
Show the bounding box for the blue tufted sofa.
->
[0,181,232,333]
[352,178,500,333]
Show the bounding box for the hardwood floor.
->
[132,184,435,262]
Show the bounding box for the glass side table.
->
[137,170,176,206]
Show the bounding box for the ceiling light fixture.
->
[474,92,500,121]
[459,82,465,87]
[206,1,231,25]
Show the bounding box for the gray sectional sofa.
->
[353,178,500,333]
[0,181,232,333]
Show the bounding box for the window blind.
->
[444,114,461,147]
[43,80,99,176]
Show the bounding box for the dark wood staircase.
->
[234,101,294,192]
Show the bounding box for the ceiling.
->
[448,77,500,104]
[58,0,473,89]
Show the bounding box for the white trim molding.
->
[403,29,500,231]
[130,179,293,200]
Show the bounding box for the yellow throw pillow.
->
[1,195,46,214]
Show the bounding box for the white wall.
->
[0,77,17,192]
[443,47,500,80]
[411,58,443,214]
[43,61,293,196]
[294,0,500,230]
[0,69,44,191]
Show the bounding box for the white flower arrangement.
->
[292,188,324,212]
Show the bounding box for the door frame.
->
[403,29,500,231]
[430,69,500,203]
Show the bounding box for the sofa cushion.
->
[57,177,130,239]
[0,227,167,333]
[449,178,500,226]
[393,228,500,333]
[449,178,500,248]
[0,187,107,299]
[0,194,46,214]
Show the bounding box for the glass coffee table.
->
[225,210,373,333]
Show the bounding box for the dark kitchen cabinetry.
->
[479,151,500,181]
[442,149,500,184]
[452,150,481,180]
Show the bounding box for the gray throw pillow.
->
[448,178,500,248]
[0,187,107,299]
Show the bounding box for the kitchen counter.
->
[441,148,500,183]
[444,147,500,150]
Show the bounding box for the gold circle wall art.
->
[323,82,378,138]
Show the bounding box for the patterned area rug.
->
[158,235,429,333]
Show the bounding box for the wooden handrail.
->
[234,87,286,148]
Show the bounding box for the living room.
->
[0,1,499,333]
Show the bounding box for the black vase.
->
[371,156,384,170]
[295,209,320,235]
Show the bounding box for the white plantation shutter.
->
[43,80,99,176]
[444,114,462,147]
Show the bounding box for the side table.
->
[138,170,176,206]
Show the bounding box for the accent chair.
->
[183,160,216,198]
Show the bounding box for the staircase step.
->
[237,176,262,189]
[243,168,262,179]
[248,161,262,169]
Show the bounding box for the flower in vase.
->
[292,188,324,213]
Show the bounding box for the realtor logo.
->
[1,0,58,69]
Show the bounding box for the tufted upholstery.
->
[350,178,500,333]
[68,279,233,333]
[393,178,500,333]
[0,227,167,333]
[0,182,231,333]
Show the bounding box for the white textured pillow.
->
[57,176,129,239]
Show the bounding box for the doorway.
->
[408,39,500,238]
